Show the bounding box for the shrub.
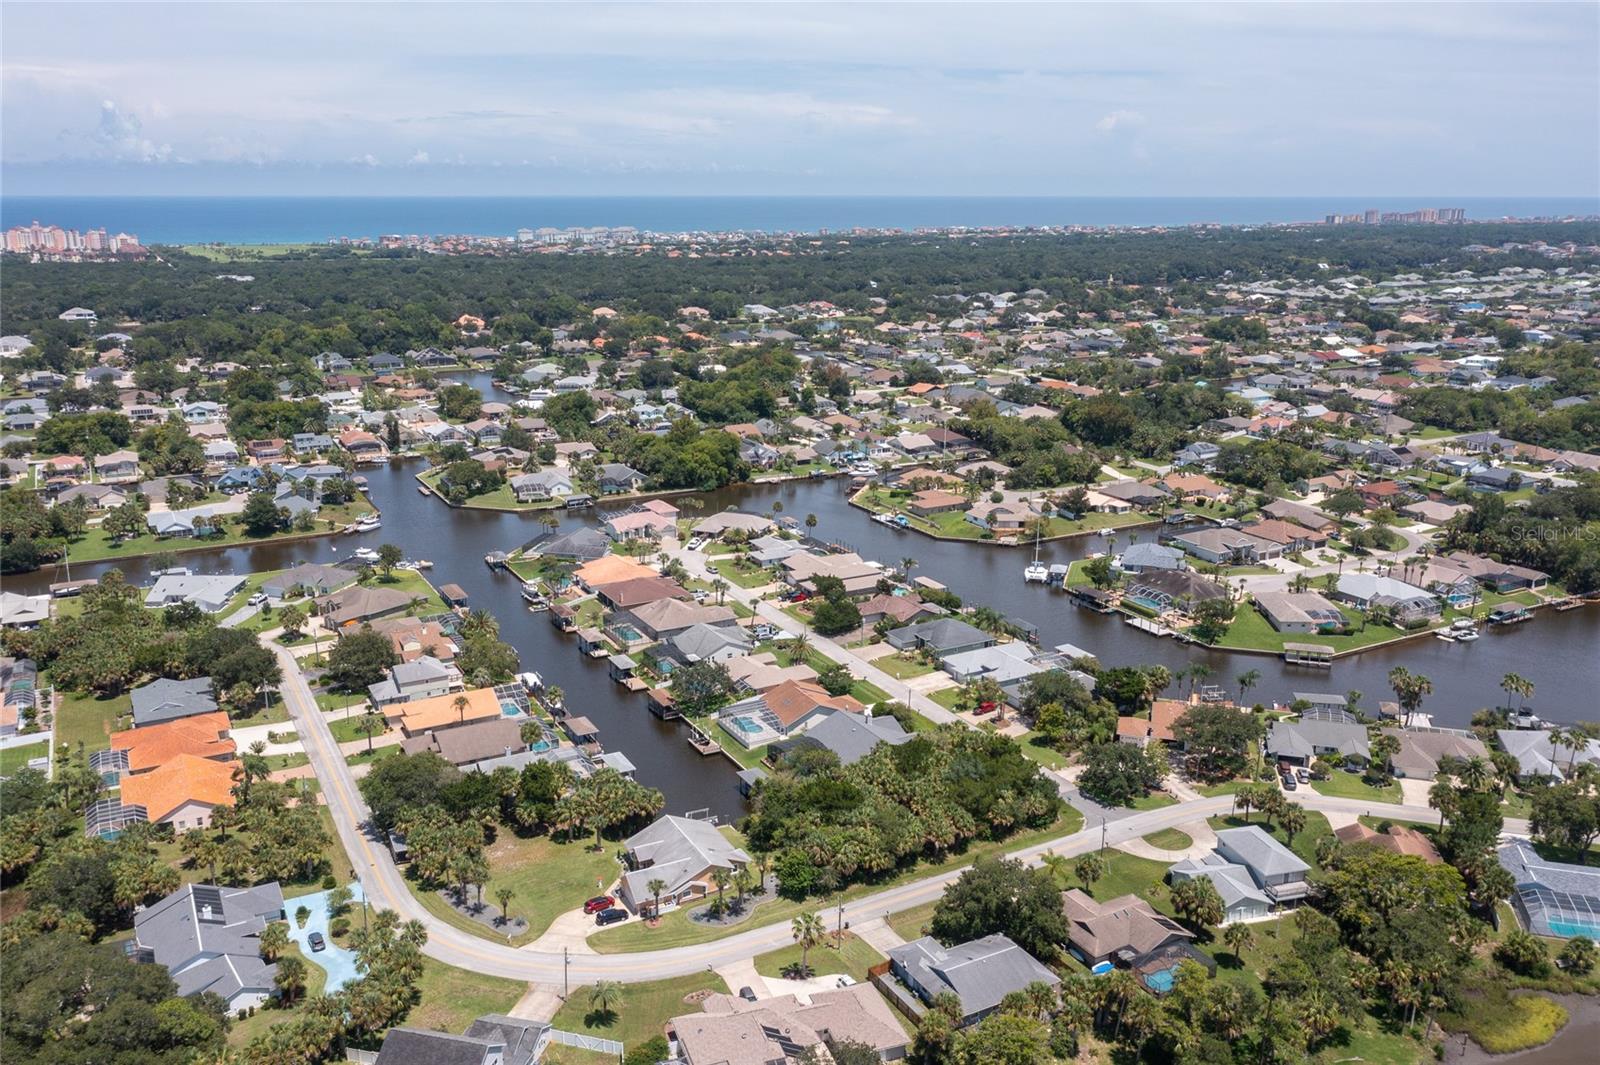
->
[330,917,351,938]
[1558,936,1596,975]
[1496,929,1551,976]
[321,874,337,890]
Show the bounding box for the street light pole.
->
[563,946,569,1000]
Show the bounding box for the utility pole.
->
[1100,816,1107,852]
[563,946,569,1000]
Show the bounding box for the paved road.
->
[276,634,1528,982]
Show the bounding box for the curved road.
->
[275,643,1527,984]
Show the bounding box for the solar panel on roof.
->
[192,885,226,923]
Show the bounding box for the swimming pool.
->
[529,739,552,753]
[1142,967,1177,993]
[731,716,764,735]
[500,702,524,718]
[613,624,644,642]
[1547,919,1600,938]
[1127,595,1166,613]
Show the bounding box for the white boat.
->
[353,547,379,562]
[1455,629,1480,642]
[354,517,381,532]
[517,671,544,692]
[1450,617,1477,632]
[1434,630,1457,642]
[413,560,433,570]
[1023,527,1048,582]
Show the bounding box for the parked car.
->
[1281,774,1298,791]
[583,895,615,914]
[1295,767,1309,784]
[248,592,268,607]
[595,907,629,927]
[686,537,706,551]
[307,932,326,952]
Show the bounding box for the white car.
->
[247,592,268,607]
[686,537,706,551]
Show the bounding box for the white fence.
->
[549,1028,624,1056]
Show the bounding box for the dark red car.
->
[583,895,615,914]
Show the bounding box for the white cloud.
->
[407,149,430,165]
[1095,109,1146,132]
[94,99,172,161]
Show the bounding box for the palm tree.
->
[733,867,752,908]
[646,878,667,921]
[1222,920,1253,961]
[900,557,917,581]
[710,577,730,606]
[588,980,623,1022]
[356,710,384,754]
[1189,663,1214,699]
[1500,672,1528,712]
[1428,778,1460,829]
[1040,851,1070,887]
[275,955,308,1004]
[495,886,514,925]
[805,513,818,533]
[1459,755,1494,793]
[258,921,289,962]
[452,694,470,726]
[1279,803,1307,846]
[791,912,827,978]
[1236,669,1261,706]
[1074,852,1105,895]
[1387,666,1433,728]
[545,685,565,709]
[711,868,731,914]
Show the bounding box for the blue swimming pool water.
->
[1128,595,1166,612]
[613,624,644,642]
[1546,919,1600,938]
[500,702,522,717]
[1143,968,1177,993]
[732,716,763,735]
[530,740,552,753]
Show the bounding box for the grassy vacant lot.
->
[549,972,727,1051]
[52,689,131,753]
[591,808,1083,953]
[872,653,934,680]
[1309,771,1402,804]
[0,740,50,775]
[407,958,526,1034]
[410,831,618,946]
[1014,732,1071,770]
[753,930,884,982]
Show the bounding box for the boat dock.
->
[1283,642,1335,668]
[686,723,722,756]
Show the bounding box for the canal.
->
[10,371,1596,814]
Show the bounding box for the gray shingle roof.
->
[130,677,218,726]
[1215,826,1309,879]
[889,934,1059,1018]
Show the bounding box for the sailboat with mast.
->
[1023,525,1048,582]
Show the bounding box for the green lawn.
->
[345,745,400,768]
[887,900,939,942]
[927,688,962,711]
[0,741,50,775]
[753,931,884,982]
[548,972,727,1051]
[68,500,373,565]
[52,689,131,752]
[408,831,619,946]
[1309,772,1402,804]
[418,469,561,512]
[1214,602,1415,654]
[713,724,771,770]
[591,808,1083,953]
[1015,732,1070,770]
[1047,848,1171,903]
[264,752,310,772]
[710,556,776,589]
[407,958,526,1034]
[849,678,891,705]
[1126,792,1178,811]
[872,653,934,680]
[328,713,386,744]
[1197,780,1249,797]
[1143,827,1194,850]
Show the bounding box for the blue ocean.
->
[4,195,1596,246]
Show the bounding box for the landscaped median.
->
[585,807,1084,954]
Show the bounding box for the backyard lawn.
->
[410,831,619,946]
[1214,603,1415,654]
[0,740,50,775]
[52,689,131,752]
[67,500,374,565]
[753,931,884,982]
[549,972,728,1052]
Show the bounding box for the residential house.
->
[1170,826,1310,909]
[625,598,736,641]
[94,449,142,483]
[368,656,460,707]
[261,563,355,599]
[1169,527,1282,565]
[400,717,528,766]
[372,1016,549,1065]
[884,618,995,658]
[596,463,646,494]
[1496,729,1600,784]
[1124,569,1229,611]
[666,623,754,665]
[1500,838,1600,940]
[767,710,911,766]
[390,686,504,737]
[130,882,286,1011]
[144,573,246,613]
[670,985,907,1065]
[110,712,235,777]
[130,677,219,727]
[1265,718,1370,767]
[618,815,752,915]
[1251,591,1348,634]
[1062,888,1197,967]
[1332,573,1440,625]
[1381,728,1489,779]
[315,585,413,627]
[118,754,239,833]
[716,680,865,749]
[888,934,1059,1027]
[1116,542,1187,574]
[509,469,574,503]
[1333,823,1440,862]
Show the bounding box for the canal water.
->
[11,372,1597,813]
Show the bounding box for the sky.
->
[3,2,1597,197]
